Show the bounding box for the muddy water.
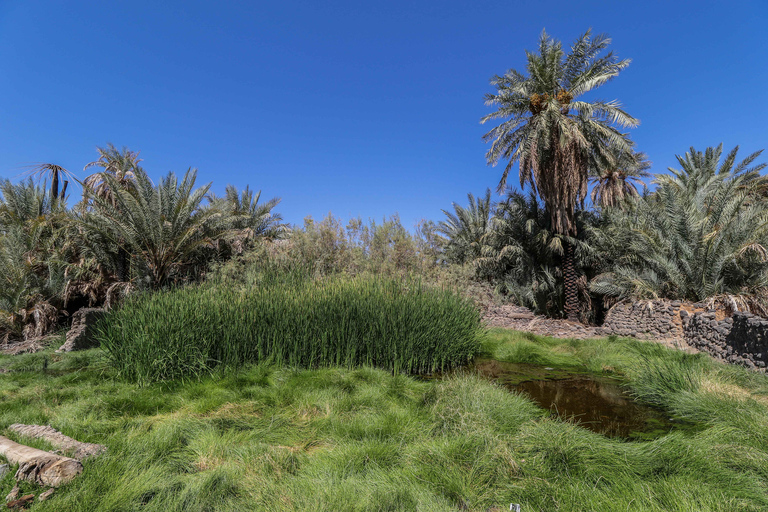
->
[472,359,690,440]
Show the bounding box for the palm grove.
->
[443,30,768,321]
[0,145,285,341]
[2,30,768,344]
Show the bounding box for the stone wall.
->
[602,300,768,370]
[602,300,694,340]
[683,311,768,370]
[57,308,106,353]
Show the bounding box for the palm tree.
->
[0,179,68,339]
[590,145,768,313]
[82,144,142,281]
[590,147,651,208]
[24,163,74,204]
[79,167,227,289]
[481,29,638,320]
[436,189,493,265]
[478,190,599,318]
[83,144,140,206]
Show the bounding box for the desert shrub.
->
[98,271,483,383]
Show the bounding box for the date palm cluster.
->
[443,29,768,321]
[438,144,768,321]
[0,144,286,341]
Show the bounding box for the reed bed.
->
[98,273,482,383]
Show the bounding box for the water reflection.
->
[473,359,688,439]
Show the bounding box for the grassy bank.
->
[0,330,767,511]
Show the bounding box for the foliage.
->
[273,213,439,278]
[591,144,768,312]
[589,147,651,208]
[1,330,768,510]
[436,189,493,265]
[481,29,637,235]
[476,190,599,319]
[481,29,637,320]
[0,145,285,341]
[0,179,69,338]
[77,167,230,289]
[98,269,483,383]
[82,143,141,206]
[207,185,287,253]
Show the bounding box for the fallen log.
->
[0,436,82,487]
[8,424,106,460]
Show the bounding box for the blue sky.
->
[1,0,766,227]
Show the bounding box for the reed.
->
[98,273,482,383]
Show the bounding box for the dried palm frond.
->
[19,300,59,340]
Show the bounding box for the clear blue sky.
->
[1,0,766,227]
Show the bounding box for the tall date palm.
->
[481,29,638,320]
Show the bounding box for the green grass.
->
[98,273,482,383]
[0,330,767,511]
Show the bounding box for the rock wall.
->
[602,300,694,340]
[602,300,768,370]
[683,311,768,370]
[57,308,106,353]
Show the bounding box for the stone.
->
[0,463,8,478]
[57,308,106,352]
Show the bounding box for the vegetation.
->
[481,29,637,320]
[589,147,651,208]
[1,330,767,511]
[591,145,768,313]
[436,189,493,265]
[0,145,284,342]
[476,191,599,319]
[98,267,483,383]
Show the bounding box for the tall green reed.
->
[98,272,483,383]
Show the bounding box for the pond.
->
[471,359,694,440]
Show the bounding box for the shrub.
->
[98,272,483,383]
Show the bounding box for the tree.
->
[82,144,142,281]
[590,145,768,313]
[481,29,637,320]
[0,179,68,339]
[24,163,73,204]
[83,143,140,206]
[590,147,651,208]
[207,185,286,250]
[436,189,493,265]
[79,167,227,289]
[477,190,599,318]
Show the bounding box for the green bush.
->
[98,273,482,383]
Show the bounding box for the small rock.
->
[0,464,8,479]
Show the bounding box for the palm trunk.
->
[51,170,59,203]
[563,240,580,322]
[116,245,130,282]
